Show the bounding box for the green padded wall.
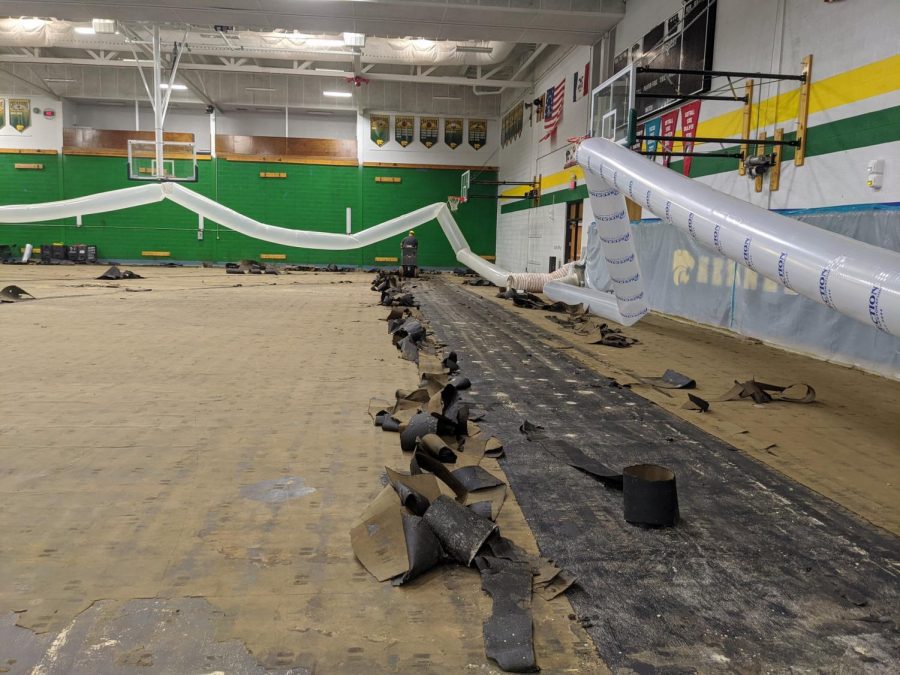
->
[0,153,497,267]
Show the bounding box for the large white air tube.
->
[0,182,510,287]
[564,138,900,337]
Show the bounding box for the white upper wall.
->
[0,94,62,150]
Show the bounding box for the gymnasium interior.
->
[0,0,898,672]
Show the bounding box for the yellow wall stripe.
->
[501,54,900,198]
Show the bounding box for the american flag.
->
[540,79,565,141]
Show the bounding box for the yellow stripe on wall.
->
[501,54,900,197]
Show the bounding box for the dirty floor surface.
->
[419,277,899,672]
[0,267,599,675]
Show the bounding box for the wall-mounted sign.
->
[444,118,463,149]
[9,98,31,133]
[420,117,438,148]
[43,109,56,118]
[395,116,414,147]
[467,119,486,150]
[370,114,389,146]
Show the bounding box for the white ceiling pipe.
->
[0,20,517,67]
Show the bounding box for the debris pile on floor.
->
[0,284,35,302]
[224,260,279,275]
[352,274,578,673]
[97,265,143,280]
[682,378,816,411]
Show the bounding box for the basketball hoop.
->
[448,195,466,212]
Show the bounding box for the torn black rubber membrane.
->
[393,513,444,586]
[97,266,143,280]
[622,464,679,528]
[641,369,696,389]
[400,413,439,453]
[452,465,505,492]
[423,495,496,566]
[475,556,539,673]
[0,285,35,302]
[410,451,467,499]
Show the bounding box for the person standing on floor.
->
[401,230,419,278]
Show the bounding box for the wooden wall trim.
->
[63,128,194,153]
[219,153,358,167]
[62,148,211,160]
[363,162,498,171]
[0,148,58,155]
[215,134,356,161]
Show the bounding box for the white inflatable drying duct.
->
[0,182,509,287]
[544,138,900,337]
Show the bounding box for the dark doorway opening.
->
[564,200,584,263]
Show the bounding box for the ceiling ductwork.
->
[0,20,517,67]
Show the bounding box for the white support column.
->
[209,109,217,158]
[152,25,164,179]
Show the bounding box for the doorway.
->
[564,200,584,263]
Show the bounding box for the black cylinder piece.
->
[400,412,439,453]
[623,464,679,527]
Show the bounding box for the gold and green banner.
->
[420,117,438,148]
[501,103,523,147]
[0,99,5,130]
[395,116,414,147]
[444,118,463,149]
[468,119,487,150]
[370,114,389,146]
[9,98,30,133]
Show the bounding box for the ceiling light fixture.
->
[91,19,117,34]
[74,26,95,35]
[43,78,77,83]
[413,39,435,49]
[315,68,347,73]
[160,83,188,90]
[18,18,46,31]
[245,87,276,92]
[307,38,345,48]
[323,91,352,98]
[306,110,334,116]
[455,45,493,54]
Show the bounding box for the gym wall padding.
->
[0,153,497,266]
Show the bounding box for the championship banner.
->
[0,99,5,130]
[679,100,702,176]
[501,103,523,147]
[395,116,414,147]
[9,98,31,133]
[572,62,589,102]
[659,109,680,167]
[643,116,661,157]
[468,119,486,150]
[420,117,438,148]
[444,118,463,149]
[370,114,389,146]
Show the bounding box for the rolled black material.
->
[450,376,471,390]
[400,412,438,453]
[394,513,444,586]
[423,495,497,565]
[623,464,679,527]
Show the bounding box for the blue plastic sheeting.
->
[625,207,900,378]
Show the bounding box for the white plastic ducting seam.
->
[555,137,900,337]
[0,182,511,288]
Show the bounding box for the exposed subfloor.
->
[0,267,599,675]
[416,277,900,673]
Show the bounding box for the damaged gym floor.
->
[1,267,898,674]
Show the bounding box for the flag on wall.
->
[643,116,661,156]
[659,109,679,167]
[539,79,565,142]
[572,62,589,102]
[679,100,702,176]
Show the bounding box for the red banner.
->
[660,109,680,167]
[679,100,702,176]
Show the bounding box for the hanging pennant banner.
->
[420,117,438,148]
[501,103,523,147]
[0,99,5,130]
[370,114,389,146]
[395,116,414,147]
[9,98,31,133]
[643,116,661,157]
[468,119,486,150]
[444,118,463,149]
[679,100,702,176]
[659,109,680,167]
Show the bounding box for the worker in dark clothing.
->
[401,230,419,278]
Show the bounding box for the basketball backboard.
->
[127,140,198,182]
[590,65,635,145]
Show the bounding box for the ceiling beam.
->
[0,55,533,88]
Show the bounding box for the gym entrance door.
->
[564,200,583,263]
